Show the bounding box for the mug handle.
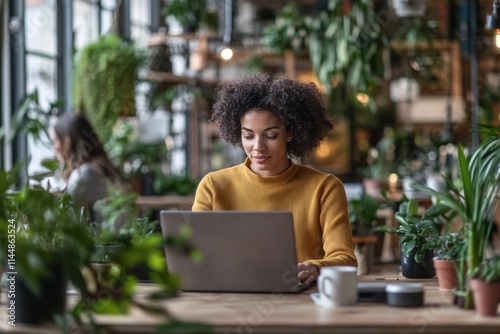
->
[321,276,335,301]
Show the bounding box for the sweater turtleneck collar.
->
[241,157,298,185]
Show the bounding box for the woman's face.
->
[241,109,292,177]
[50,130,68,161]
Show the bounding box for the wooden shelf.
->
[144,71,190,84]
[148,32,215,47]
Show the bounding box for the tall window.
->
[18,0,155,176]
[130,0,151,44]
[25,0,58,176]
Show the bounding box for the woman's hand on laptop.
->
[297,262,319,287]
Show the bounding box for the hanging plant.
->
[73,34,146,142]
[305,0,389,114]
[261,0,389,115]
[161,0,218,33]
[261,2,309,56]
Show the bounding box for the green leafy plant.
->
[471,256,500,283]
[378,199,444,264]
[0,90,63,187]
[105,120,169,179]
[306,0,389,113]
[348,193,380,234]
[0,168,96,324]
[153,170,198,196]
[0,101,208,332]
[396,200,443,264]
[434,229,467,261]
[261,2,309,56]
[88,188,202,303]
[162,0,218,33]
[0,89,61,144]
[412,125,500,308]
[73,34,146,142]
[260,0,388,115]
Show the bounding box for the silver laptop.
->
[160,210,304,293]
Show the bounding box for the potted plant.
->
[470,256,500,316]
[433,229,467,291]
[0,173,94,324]
[161,0,218,34]
[348,193,380,236]
[73,34,146,142]
[0,93,94,324]
[0,94,207,331]
[378,199,443,278]
[412,125,500,308]
[80,189,160,313]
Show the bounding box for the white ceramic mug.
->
[317,266,357,307]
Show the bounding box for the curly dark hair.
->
[211,72,334,158]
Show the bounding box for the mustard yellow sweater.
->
[192,158,357,268]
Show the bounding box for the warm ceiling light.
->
[220,47,233,61]
[494,30,500,49]
[356,93,369,105]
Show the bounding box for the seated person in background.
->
[51,113,127,228]
[193,73,357,287]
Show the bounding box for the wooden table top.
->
[3,268,499,334]
[135,195,195,211]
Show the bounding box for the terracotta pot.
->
[470,279,500,317]
[433,258,458,291]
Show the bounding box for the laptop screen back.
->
[160,210,303,293]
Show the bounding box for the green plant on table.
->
[377,199,445,264]
[412,125,500,308]
[0,92,208,331]
[434,229,467,261]
[471,256,500,283]
[0,166,95,325]
[84,187,203,312]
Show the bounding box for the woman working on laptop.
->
[51,113,128,228]
[192,73,357,288]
